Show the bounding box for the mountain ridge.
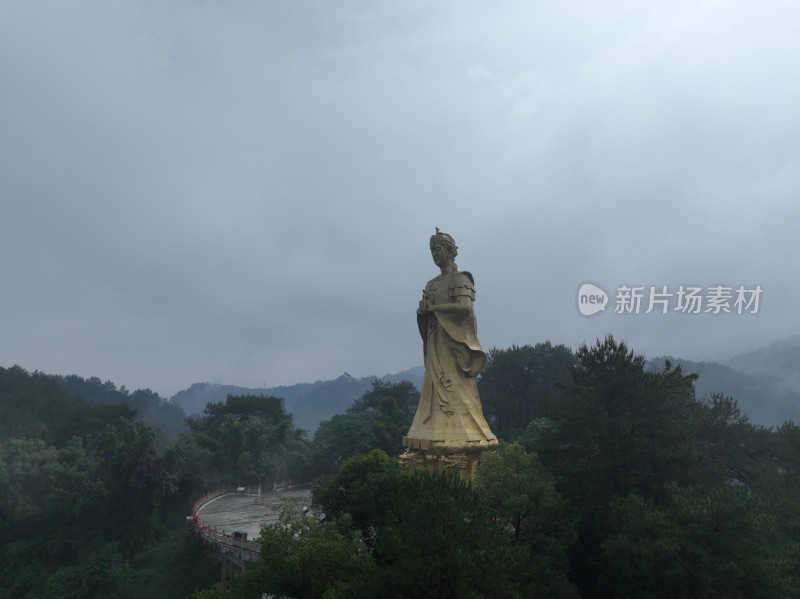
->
[169,366,424,433]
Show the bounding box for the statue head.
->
[430,227,458,268]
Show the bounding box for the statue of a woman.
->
[403,229,497,454]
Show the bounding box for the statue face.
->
[430,242,451,267]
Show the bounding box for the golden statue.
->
[401,229,498,476]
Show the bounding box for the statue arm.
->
[420,275,476,317]
[428,294,472,316]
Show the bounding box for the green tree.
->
[0,365,224,598]
[598,484,793,599]
[193,505,375,599]
[348,380,418,457]
[537,336,698,513]
[476,443,563,540]
[314,452,532,598]
[475,442,577,598]
[347,379,419,415]
[53,373,188,448]
[692,392,774,490]
[0,438,61,532]
[0,365,132,446]
[39,542,131,599]
[373,470,523,599]
[186,394,311,487]
[532,336,699,595]
[0,420,174,596]
[257,505,374,599]
[85,419,179,549]
[478,342,574,439]
[312,412,381,474]
[313,449,405,536]
[312,381,418,474]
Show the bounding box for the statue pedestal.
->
[400,437,498,478]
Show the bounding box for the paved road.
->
[197,486,314,540]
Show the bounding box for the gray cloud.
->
[1,1,798,396]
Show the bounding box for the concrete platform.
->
[196,485,314,539]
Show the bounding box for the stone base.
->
[399,437,498,478]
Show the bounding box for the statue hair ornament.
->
[430,227,458,253]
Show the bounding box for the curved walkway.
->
[197,486,314,539]
[191,485,314,568]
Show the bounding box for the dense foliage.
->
[0,368,315,598]
[525,337,800,597]
[3,334,800,598]
[52,374,189,448]
[479,341,575,438]
[0,366,186,597]
[200,451,533,599]
[200,336,800,598]
[180,393,311,490]
[311,380,417,474]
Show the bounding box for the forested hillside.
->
[649,356,800,426]
[52,374,188,448]
[171,336,800,440]
[170,367,424,434]
[199,337,800,599]
[0,363,420,598]
[3,335,800,598]
[0,366,194,597]
[0,366,318,597]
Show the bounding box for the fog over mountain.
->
[727,334,800,395]
[170,366,424,433]
[651,355,800,428]
[168,336,798,434]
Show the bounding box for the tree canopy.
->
[311,380,418,474]
[5,334,800,598]
[478,342,574,438]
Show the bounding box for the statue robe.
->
[404,270,497,449]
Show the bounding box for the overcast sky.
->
[1,1,798,398]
